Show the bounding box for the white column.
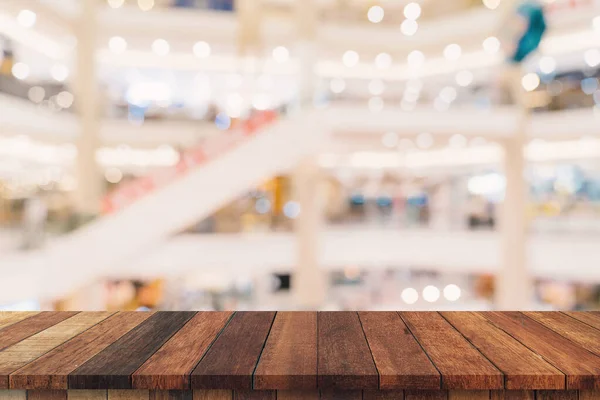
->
[294,0,317,108]
[495,65,532,309]
[293,159,327,309]
[74,0,102,216]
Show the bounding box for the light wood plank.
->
[448,391,489,400]
[0,313,39,331]
[0,390,26,400]
[0,313,112,389]
[107,390,149,400]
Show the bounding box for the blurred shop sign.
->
[102,110,277,214]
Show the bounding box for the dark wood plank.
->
[359,312,440,390]
[317,312,378,390]
[441,312,564,390]
[69,312,196,389]
[0,313,39,331]
[363,390,404,399]
[563,312,600,331]
[448,391,489,400]
[148,390,192,400]
[276,391,319,400]
[580,391,600,400]
[253,312,317,390]
[191,312,276,390]
[404,390,447,400]
[525,312,600,356]
[192,390,232,400]
[28,391,68,400]
[490,391,534,400]
[0,313,113,389]
[133,312,233,390]
[535,391,577,400]
[318,390,362,400]
[0,312,78,352]
[482,311,600,389]
[232,391,275,400]
[11,312,153,389]
[399,312,502,390]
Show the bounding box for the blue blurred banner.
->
[509,1,547,63]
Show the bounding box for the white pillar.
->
[293,0,317,109]
[74,0,102,216]
[495,65,532,309]
[293,159,327,309]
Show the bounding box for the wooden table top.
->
[0,311,600,392]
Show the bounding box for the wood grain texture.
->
[0,313,39,331]
[490,391,535,400]
[525,312,600,357]
[404,390,447,400]
[275,391,319,400]
[563,312,600,331]
[192,391,232,400]
[11,312,153,390]
[448,391,489,400]
[0,312,78,352]
[107,390,149,400]
[191,312,275,390]
[363,390,404,399]
[69,312,196,390]
[441,312,564,389]
[317,312,378,390]
[535,391,577,400]
[580,391,600,400]
[399,312,502,390]
[359,312,440,390]
[0,390,26,400]
[148,390,192,400]
[67,390,108,400]
[482,312,600,389]
[318,390,362,400]
[232,391,275,400]
[28,390,68,400]
[133,312,233,390]
[0,313,112,390]
[253,312,317,390]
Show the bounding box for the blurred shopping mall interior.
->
[1,0,599,312]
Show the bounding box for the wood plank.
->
[191,312,275,390]
[67,390,108,400]
[0,312,78,352]
[253,312,317,390]
[11,312,153,390]
[404,390,447,400]
[525,312,600,356]
[107,390,149,400]
[441,312,564,390]
[535,391,577,400]
[0,313,112,389]
[317,312,378,390]
[563,312,600,331]
[399,312,502,390]
[448,391,489,400]
[133,312,232,390]
[490,391,534,400]
[363,390,404,399]
[148,391,192,400]
[359,312,440,390]
[232,391,275,400]
[0,313,39,331]
[482,311,600,389]
[318,390,362,400]
[0,390,26,400]
[276,391,319,400]
[192,391,232,400]
[580,391,600,400]
[69,312,196,390]
[28,390,68,400]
